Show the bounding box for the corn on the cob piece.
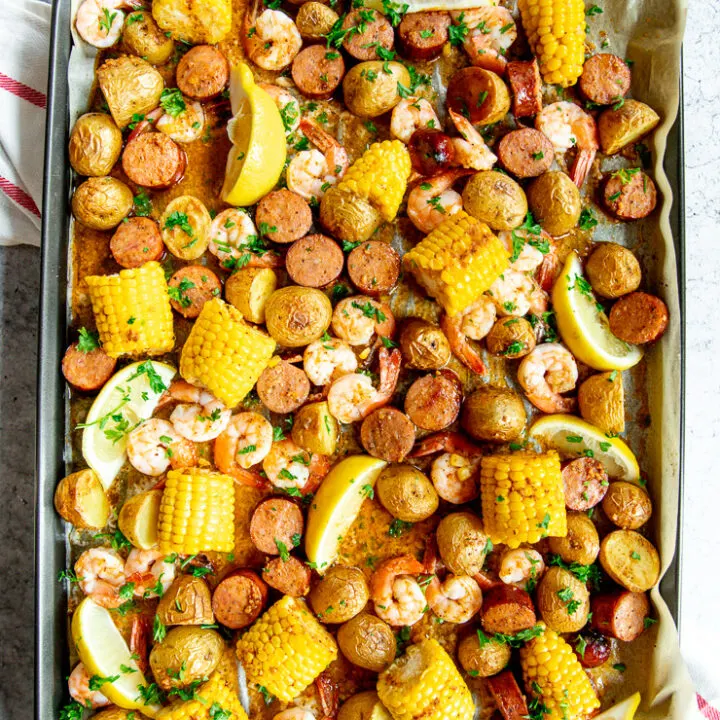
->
[158,469,235,555]
[519,624,600,719]
[518,0,586,87]
[85,261,174,358]
[179,298,275,407]
[157,671,248,720]
[480,451,567,548]
[377,639,474,720]
[403,211,508,317]
[236,596,337,702]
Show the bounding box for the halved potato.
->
[599,530,660,593]
[292,401,338,456]
[54,469,110,529]
[118,489,163,550]
[598,99,661,155]
[225,267,277,324]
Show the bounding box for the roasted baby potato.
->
[72,177,134,230]
[602,481,652,530]
[436,512,489,576]
[600,530,660,593]
[265,286,333,347]
[485,317,536,358]
[578,371,625,435]
[224,267,277,324]
[598,99,661,155]
[54,469,110,529]
[118,489,162,550]
[152,0,233,44]
[337,614,397,672]
[292,401,339,456]
[69,113,122,177]
[461,386,527,443]
[310,565,369,623]
[547,511,600,566]
[122,11,175,65]
[296,2,340,39]
[338,690,393,720]
[320,186,383,244]
[160,196,212,261]
[585,242,642,299]
[376,464,438,522]
[156,575,214,626]
[457,631,511,677]
[399,318,451,370]
[527,171,581,236]
[537,566,590,633]
[462,171,528,231]
[343,61,410,118]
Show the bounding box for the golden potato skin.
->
[598,99,661,155]
[343,61,411,118]
[337,615,397,672]
[149,627,224,690]
[320,186,384,244]
[376,464,439,522]
[602,481,652,530]
[461,386,527,443]
[547,511,600,566]
[462,171,528,231]
[118,489,162,550]
[265,286,333,347]
[122,11,175,65]
[578,371,625,435]
[399,318,451,370]
[292,401,339,456]
[54,469,110,530]
[457,632,511,677]
[585,243,642,299]
[310,566,369,623]
[156,575,214,626]
[224,267,277,324]
[69,114,123,177]
[436,512,489,575]
[485,317,536,358]
[296,2,340,39]
[72,177,134,230]
[152,0,232,44]
[527,171,581,236]
[537,566,590,633]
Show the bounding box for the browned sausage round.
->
[609,292,669,344]
[168,266,221,319]
[497,129,554,179]
[347,241,400,296]
[573,631,611,668]
[263,556,312,597]
[292,45,345,101]
[211,569,268,629]
[286,234,344,288]
[408,130,456,176]
[398,11,451,60]
[176,45,230,101]
[404,370,462,431]
[342,10,394,61]
[122,133,186,189]
[591,590,650,642]
[579,54,632,106]
[360,407,415,462]
[481,584,536,635]
[255,189,313,245]
[507,59,543,119]
[110,217,164,268]
[249,497,305,556]
[603,171,657,220]
[487,671,530,720]
[256,360,311,414]
[62,342,117,392]
[561,457,609,511]
[474,569,504,592]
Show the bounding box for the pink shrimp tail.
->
[130,616,152,674]
[126,107,163,143]
[440,313,487,375]
[570,149,597,188]
[526,392,577,415]
[409,431,482,458]
[316,672,340,718]
[229,466,268,489]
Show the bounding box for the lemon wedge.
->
[71,597,161,717]
[305,455,387,573]
[593,692,641,720]
[529,414,640,483]
[552,252,643,371]
[221,62,287,206]
[81,360,176,490]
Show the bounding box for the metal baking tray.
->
[33,0,686,716]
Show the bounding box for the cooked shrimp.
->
[263,438,330,493]
[287,120,349,202]
[370,555,427,627]
[426,574,483,623]
[74,548,127,609]
[489,269,548,318]
[303,337,358,386]
[273,711,316,720]
[68,662,110,709]
[536,101,599,187]
[214,412,274,486]
[243,7,302,71]
[440,296,497,374]
[258,83,301,135]
[126,419,197,477]
[159,380,231,443]
[535,238,562,292]
[448,109,497,171]
[124,549,176,598]
[156,100,206,144]
[499,548,545,591]
[407,170,468,234]
[499,227,552,274]
[517,343,578,413]
[409,431,482,458]
[75,0,137,48]
[327,347,401,424]
[331,296,395,346]
[209,209,280,269]
[390,97,441,144]
[454,7,517,74]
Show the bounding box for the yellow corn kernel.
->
[158,469,235,555]
[157,671,248,720]
[179,298,275,408]
[236,596,337,702]
[85,261,174,358]
[480,451,566,548]
[403,211,509,317]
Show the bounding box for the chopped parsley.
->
[164,211,193,237]
[153,615,167,643]
[160,88,187,118]
[388,519,413,537]
[133,190,152,217]
[77,327,100,353]
[579,207,598,231]
[167,277,196,308]
[448,12,469,45]
[586,4,603,15]
[275,538,290,561]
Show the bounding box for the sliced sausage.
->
[507,59,542,118]
[591,590,649,642]
[286,234,344,288]
[474,568,504,592]
[263,556,312,597]
[579,54,632,106]
[342,10,394,61]
[347,241,401,296]
[255,189,313,245]
[212,569,268,629]
[480,584,536,635]
[62,342,117,392]
[404,370,462,431]
[446,66,510,125]
[497,129,554,179]
[573,630,611,668]
[487,671,530,720]
[249,497,305,556]
[398,11,451,60]
[122,133,187,189]
[561,457,609,511]
[408,129,456,176]
[603,171,657,220]
[361,407,415,462]
[168,266,221,319]
[256,360,311,414]
[292,45,345,101]
[110,217,164,269]
[176,45,230,101]
[609,292,669,344]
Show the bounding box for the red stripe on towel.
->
[699,694,720,720]
[0,71,46,109]
[0,175,41,218]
